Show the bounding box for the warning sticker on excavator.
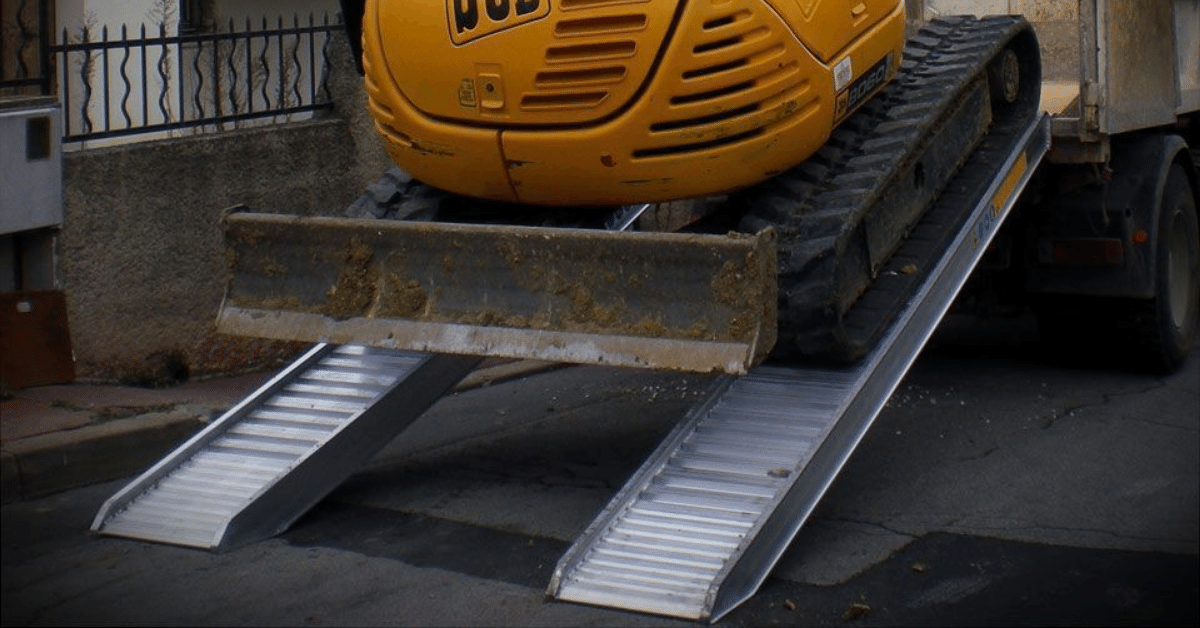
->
[834,57,853,91]
[458,78,478,107]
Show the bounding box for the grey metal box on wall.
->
[1,97,62,235]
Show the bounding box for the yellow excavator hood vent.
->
[631,0,813,160]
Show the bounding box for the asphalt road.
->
[3,314,1197,626]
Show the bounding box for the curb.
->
[0,359,562,504]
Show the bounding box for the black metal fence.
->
[50,13,340,144]
[0,0,53,96]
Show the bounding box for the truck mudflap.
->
[216,210,778,374]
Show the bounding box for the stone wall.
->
[58,35,391,383]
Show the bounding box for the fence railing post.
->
[45,12,340,145]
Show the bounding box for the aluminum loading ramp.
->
[549,114,1050,622]
[92,344,480,550]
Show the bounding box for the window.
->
[178,0,214,34]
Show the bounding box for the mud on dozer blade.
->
[217,211,777,375]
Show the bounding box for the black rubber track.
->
[736,16,1041,364]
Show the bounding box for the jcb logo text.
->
[448,0,549,45]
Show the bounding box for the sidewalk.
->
[1,357,560,504]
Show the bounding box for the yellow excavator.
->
[217,0,1048,373]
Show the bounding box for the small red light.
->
[1132,229,1149,244]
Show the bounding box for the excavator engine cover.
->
[358,0,906,205]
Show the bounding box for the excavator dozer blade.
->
[217,210,777,374]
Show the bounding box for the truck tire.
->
[1034,161,1198,373]
[1132,163,1199,371]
